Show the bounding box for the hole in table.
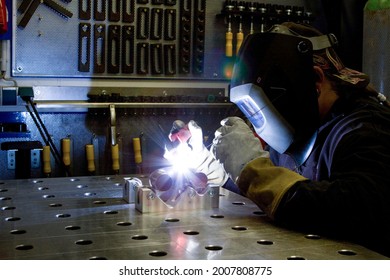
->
[2,206,16,210]
[38,187,49,191]
[77,185,88,189]
[117,222,132,226]
[232,202,245,205]
[149,251,168,257]
[89,256,108,260]
[132,235,148,240]
[10,229,26,235]
[5,217,21,221]
[257,240,274,245]
[93,201,106,205]
[49,203,62,207]
[104,210,118,215]
[43,194,55,198]
[305,234,321,240]
[253,211,266,216]
[0,189,8,192]
[165,218,180,222]
[15,244,34,250]
[70,178,80,182]
[287,256,306,260]
[75,240,93,245]
[32,180,43,184]
[205,245,223,251]
[84,192,97,197]
[65,225,81,231]
[183,230,199,235]
[338,249,357,256]
[56,213,71,218]
[232,226,247,231]
[0,197,12,201]
[210,214,224,219]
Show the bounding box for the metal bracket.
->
[31,149,41,169]
[7,150,16,170]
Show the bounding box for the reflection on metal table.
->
[0,175,388,260]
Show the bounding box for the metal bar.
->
[33,101,232,108]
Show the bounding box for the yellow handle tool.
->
[236,29,244,55]
[225,14,233,57]
[42,145,51,176]
[111,144,120,173]
[85,144,95,174]
[226,29,233,57]
[133,138,142,164]
[61,138,71,167]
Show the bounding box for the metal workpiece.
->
[0,175,388,260]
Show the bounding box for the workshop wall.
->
[1,0,311,180]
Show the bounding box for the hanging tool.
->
[258,4,267,33]
[133,136,143,173]
[17,0,73,28]
[248,2,256,35]
[110,104,120,174]
[236,2,245,55]
[85,144,95,175]
[42,145,51,177]
[61,137,71,173]
[22,87,69,177]
[224,1,234,57]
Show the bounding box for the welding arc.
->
[25,100,71,177]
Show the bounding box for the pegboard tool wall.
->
[12,0,307,80]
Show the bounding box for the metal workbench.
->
[0,175,388,260]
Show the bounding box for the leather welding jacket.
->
[241,93,390,257]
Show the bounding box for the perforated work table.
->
[0,175,388,260]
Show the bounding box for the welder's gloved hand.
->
[237,157,307,219]
[166,120,229,187]
[186,120,229,186]
[211,117,269,183]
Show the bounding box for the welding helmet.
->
[230,24,339,162]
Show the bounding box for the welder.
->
[168,22,390,257]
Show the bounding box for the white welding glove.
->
[211,117,269,183]
[165,120,229,187]
[186,120,229,186]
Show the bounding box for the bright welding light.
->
[164,144,189,172]
[164,143,196,173]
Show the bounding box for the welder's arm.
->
[211,117,269,182]
[237,157,307,218]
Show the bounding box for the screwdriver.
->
[248,2,256,35]
[236,2,245,55]
[133,137,143,174]
[85,144,95,175]
[42,145,51,177]
[225,1,234,57]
